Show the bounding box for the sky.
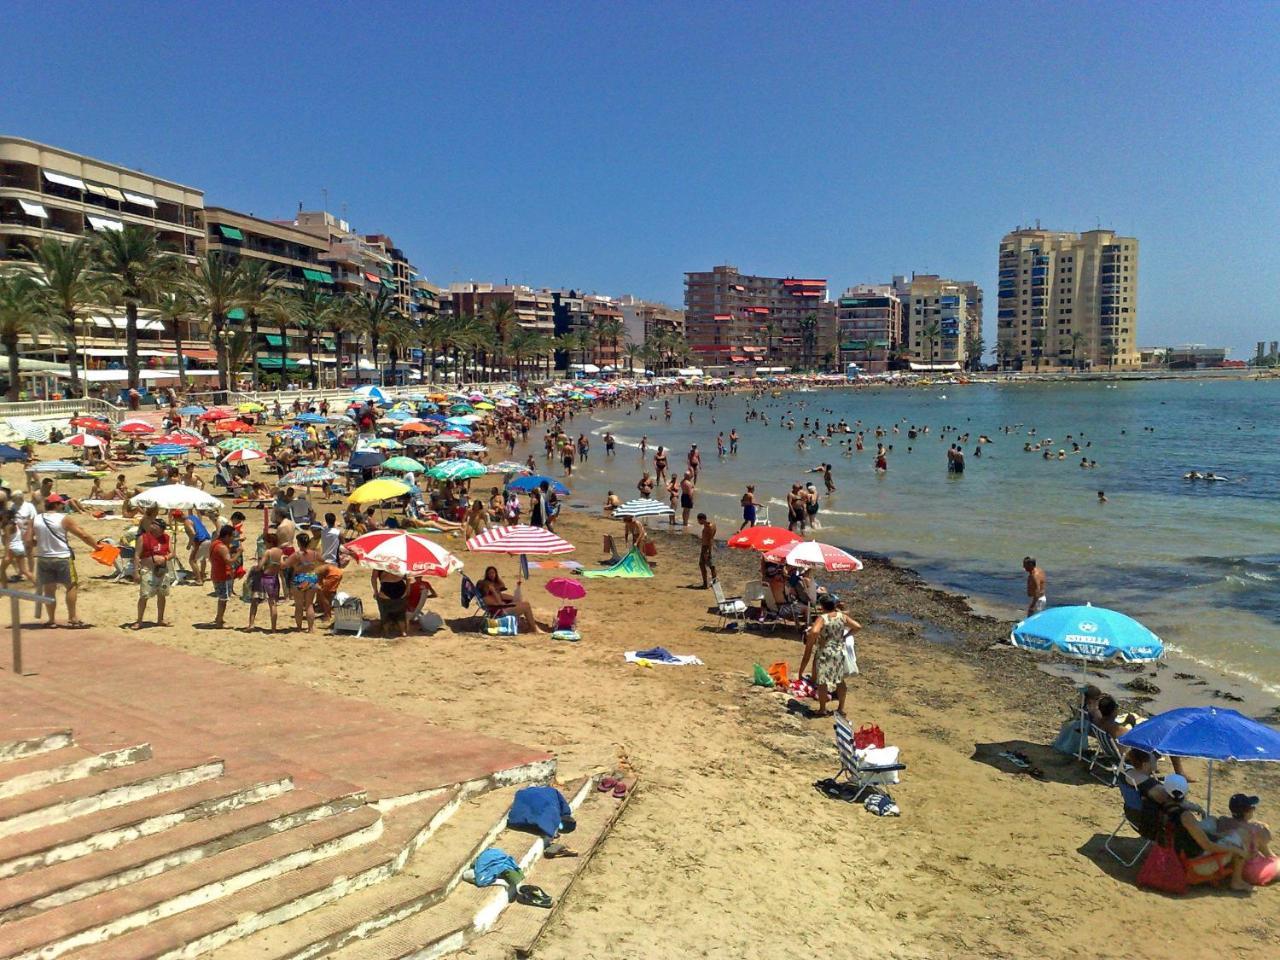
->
[3,1,1277,358]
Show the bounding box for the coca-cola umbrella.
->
[64,433,105,448]
[345,530,462,578]
[764,540,864,572]
[116,420,156,435]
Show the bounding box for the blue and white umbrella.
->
[144,444,192,458]
[453,442,488,454]
[508,475,571,495]
[25,460,86,475]
[352,386,389,404]
[178,405,206,416]
[1120,707,1280,810]
[1010,605,1163,664]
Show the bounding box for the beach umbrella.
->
[129,483,223,511]
[449,404,474,415]
[1009,605,1164,664]
[545,577,586,601]
[143,443,192,458]
[398,421,433,435]
[156,432,204,447]
[612,497,675,519]
[178,405,206,416]
[221,448,266,464]
[453,442,488,454]
[352,385,389,404]
[217,437,261,452]
[69,415,108,429]
[431,435,463,445]
[215,419,255,434]
[116,420,156,435]
[404,436,435,448]
[508,475,570,495]
[25,460,86,475]
[381,456,427,473]
[280,466,338,487]
[487,460,531,475]
[466,525,574,556]
[1120,707,1280,811]
[349,450,386,470]
[64,433,105,448]
[727,526,801,552]
[0,444,25,463]
[360,437,403,451]
[295,412,327,424]
[7,419,48,443]
[198,407,235,421]
[237,402,265,413]
[348,477,411,505]
[765,540,864,572]
[428,458,487,481]
[345,530,461,578]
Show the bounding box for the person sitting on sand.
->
[1156,775,1252,891]
[476,565,544,634]
[603,490,621,514]
[797,594,861,717]
[1216,794,1277,886]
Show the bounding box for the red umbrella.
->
[345,531,461,577]
[199,407,235,422]
[764,540,864,572]
[156,432,203,447]
[726,526,802,552]
[70,415,109,430]
[65,433,105,448]
[215,420,255,434]
[116,420,156,435]
[545,577,586,600]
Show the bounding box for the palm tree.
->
[187,251,247,394]
[591,316,623,371]
[90,225,175,392]
[383,314,416,387]
[997,336,1016,371]
[238,260,282,391]
[964,331,986,372]
[279,283,342,390]
[763,320,779,365]
[29,238,98,397]
[798,312,818,370]
[1104,338,1120,371]
[351,288,400,385]
[0,272,52,400]
[153,289,196,391]
[1069,330,1087,371]
[922,321,941,368]
[624,340,642,375]
[327,294,356,389]
[485,300,517,376]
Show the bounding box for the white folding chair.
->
[833,715,906,802]
[710,578,746,629]
[1087,725,1126,786]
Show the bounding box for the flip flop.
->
[997,751,1030,769]
[516,885,552,909]
[598,777,618,792]
[814,778,842,799]
[612,782,628,798]
[544,842,579,859]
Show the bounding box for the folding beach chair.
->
[1087,724,1126,786]
[602,533,621,563]
[832,714,906,802]
[710,578,746,629]
[331,594,366,637]
[1104,778,1153,867]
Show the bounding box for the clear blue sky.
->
[4,1,1277,357]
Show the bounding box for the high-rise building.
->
[445,283,555,334]
[683,264,836,371]
[288,212,396,303]
[547,291,624,371]
[617,296,685,349]
[997,227,1139,370]
[836,283,903,372]
[901,274,983,368]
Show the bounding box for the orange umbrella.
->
[215,420,255,434]
[398,421,432,434]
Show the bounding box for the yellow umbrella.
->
[347,477,411,505]
[238,402,265,413]
[474,401,495,410]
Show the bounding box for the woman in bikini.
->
[248,530,283,632]
[476,565,544,634]
[285,531,321,633]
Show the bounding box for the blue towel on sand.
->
[635,646,679,663]
[507,786,571,839]
[473,848,518,886]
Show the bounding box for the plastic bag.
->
[767,661,790,687]
[752,663,775,687]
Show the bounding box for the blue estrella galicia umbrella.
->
[1010,604,1163,664]
[1120,707,1280,811]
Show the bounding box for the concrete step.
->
[0,732,74,764]
[0,778,365,922]
[0,805,383,960]
[0,757,225,840]
[325,779,596,960]
[212,786,520,960]
[62,792,457,960]
[481,778,635,959]
[0,767,292,881]
[0,744,153,802]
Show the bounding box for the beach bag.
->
[641,541,657,558]
[854,724,885,750]
[842,632,859,676]
[767,661,789,687]
[1137,829,1188,895]
[1052,715,1090,756]
[752,663,775,688]
[1243,855,1279,887]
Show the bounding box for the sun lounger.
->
[710,578,746,629]
[832,714,906,803]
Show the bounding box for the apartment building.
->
[617,295,685,350]
[684,265,836,371]
[364,233,417,320]
[836,283,903,373]
[901,274,983,368]
[549,290,624,370]
[997,227,1139,369]
[288,211,395,303]
[446,283,555,334]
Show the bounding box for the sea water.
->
[570,378,1280,695]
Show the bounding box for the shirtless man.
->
[1024,556,1047,615]
[679,471,695,528]
[697,513,717,589]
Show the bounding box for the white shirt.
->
[33,512,72,559]
[320,526,341,563]
[10,501,36,548]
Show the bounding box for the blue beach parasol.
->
[143,444,191,459]
[178,405,206,416]
[1010,605,1163,663]
[507,475,570,495]
[1120,707,1280,810]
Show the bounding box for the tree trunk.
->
[334,331,345,389]
[173,326,188,391]
[307,337,318,389]
[64,312,83,398]
[5,335,20,401]
[249,316,261,391]
[125,300,141,391]
[371,335,381,385]
[214,314,229,393]
[276,315,288,388]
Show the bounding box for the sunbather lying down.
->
[477,565,545,634]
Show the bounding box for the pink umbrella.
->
[764,540,864,572]
[545,577,586,600]
[345,530,461,577]
[466,525,574,556]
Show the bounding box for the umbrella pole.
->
[1206,760,1214,815]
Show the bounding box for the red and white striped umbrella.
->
[344,531,462,577]
[221,448,266,464]
[465,525,575,556]
[764,540,864,572]
[65,433,105,448]
[116,420,156,435]
[156,432,204,447]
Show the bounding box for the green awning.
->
[257,357,302,370]
[841,341,869,351]
[264,334,284,347]
[380,279,395,290]
[322,339,336,351]
[302,268,333,284]
[226,308,246,321]
[217,225,244,241]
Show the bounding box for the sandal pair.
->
[598,776,628,798]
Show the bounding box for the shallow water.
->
[567,378,1280,696]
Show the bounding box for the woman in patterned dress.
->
[799,594,861,717]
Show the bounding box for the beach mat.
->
[583,546,654,579]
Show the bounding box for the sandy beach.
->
[4,436,1277,960]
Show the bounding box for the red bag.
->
[1136,829,1188,895]
[854,724,885,750]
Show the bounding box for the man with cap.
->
[30,495,101,627]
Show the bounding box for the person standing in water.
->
[1023,557,1047,615]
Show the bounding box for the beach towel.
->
[486,615,519,636]
[507,786,572,839]
[582,547,654,579]
[625,647,703,666]
[471,848,521,887]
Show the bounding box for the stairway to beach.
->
[0,631,630,959]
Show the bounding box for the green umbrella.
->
[449,403,475,414]
[427,458,486,481]
[382,455,427,473]
[217,437,261,452]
